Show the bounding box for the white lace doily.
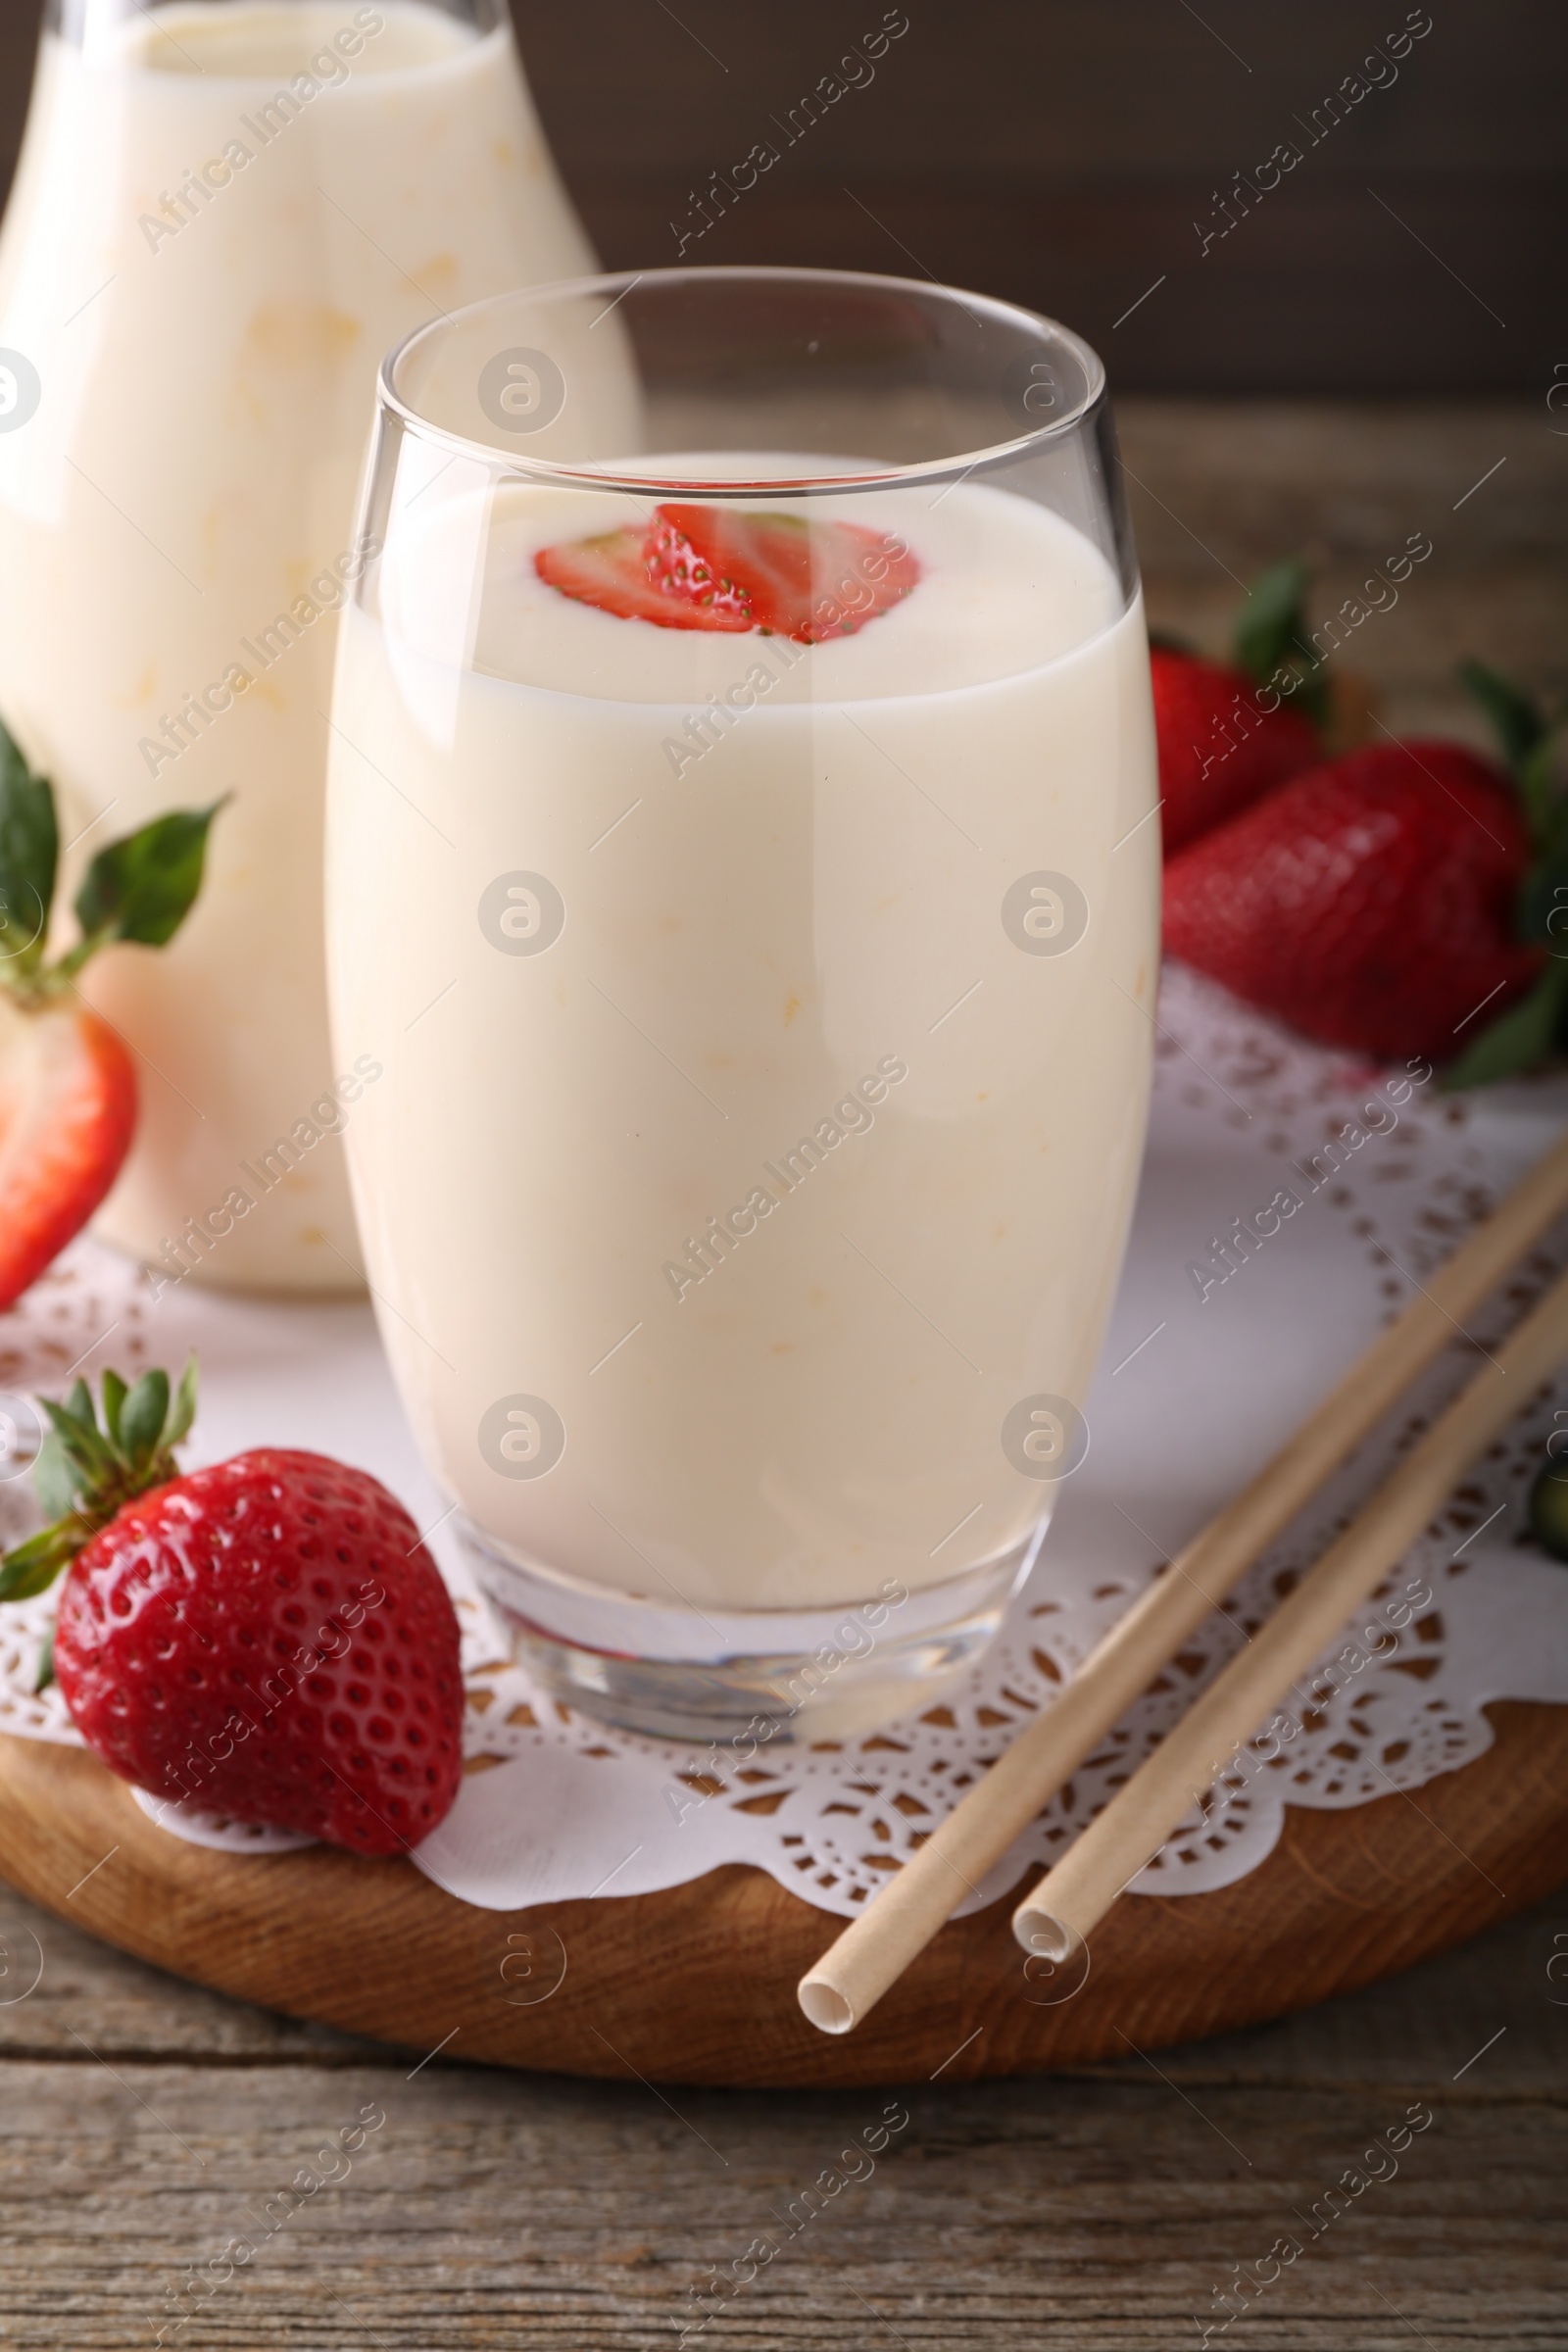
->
[2,960,1566,1919]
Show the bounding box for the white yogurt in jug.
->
[0,1,595,1288]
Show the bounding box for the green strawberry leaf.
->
[164,1354,199,1450]
[1234,558,1310,684]
[0,718,56,987]
[35,1386,99,1513]
[1232,558,1330,734]
[31,1428,84,1522]
[34,1620,54,1692]
[0,1515,90,1602]
[1443,961,1568,1090]
[66,800,223,969]
[1460,659,1547,775]
[0,1357,204,1605]
[99,1367,128,1453]
[120,1368,171,1468]
[40,1394,117,1485]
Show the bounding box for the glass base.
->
[459,1518,1046,1743]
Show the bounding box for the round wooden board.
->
[1,1704,1564,2087]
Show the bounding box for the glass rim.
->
[55,0,514,71]
[378,265,1108,498]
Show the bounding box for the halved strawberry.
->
[534,504,921,644]
[0,999,136,1311]
[536,524,755,633]
[0,719,220,1312]
[643,513,758,627]
[657,506,919,642]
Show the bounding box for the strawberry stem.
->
[0,1358,198,1601]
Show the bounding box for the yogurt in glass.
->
[325,270,1158,1737]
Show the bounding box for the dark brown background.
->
[1,0,1561,394]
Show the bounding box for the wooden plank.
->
[0,1700,1564,2089]
[1122,400,1568,738]
[0,2046,1560,2345]
[1121,401,1565,557]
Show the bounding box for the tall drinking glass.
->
[326,268,1158,1740]
[0,0,594,1292]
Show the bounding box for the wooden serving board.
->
[1,1705,1565,2087]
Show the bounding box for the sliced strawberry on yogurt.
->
[533,504,921,643]
[534,524,755,633]
[643,513,757,626]
[657,506,919,643]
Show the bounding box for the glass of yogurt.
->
[0,0,595,1293]
[327,268,1159,1740]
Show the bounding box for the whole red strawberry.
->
[0,1363,463,1855]
[1152,645,1321,853]
[1163,740,1540,1060]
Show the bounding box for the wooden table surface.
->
[0,1871,1560,2348]
[0,400,1563,2349]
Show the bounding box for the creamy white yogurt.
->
[0,1,594,1289]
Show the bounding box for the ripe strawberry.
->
[536,503,920,643]
[536,523,754,633]
[1152,646,1320,854]
[1163,740,1540,1061]
[643,511,760,628]
[0,1000,136,1311]
[0,1364,463,1855]
[0,719,220,1311]
[1152,558,1335,854]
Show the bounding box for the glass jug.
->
[0,0,595,1291]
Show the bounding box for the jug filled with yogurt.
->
[0,0,595,1290]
